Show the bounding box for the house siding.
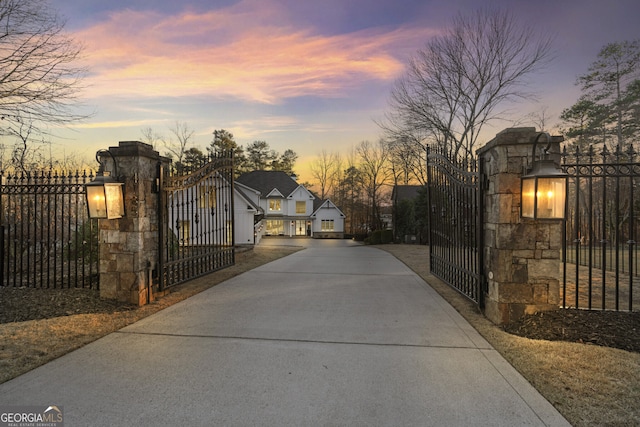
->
[234,196,257,245]
[312,201,345,239]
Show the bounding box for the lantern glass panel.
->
[535,177,565,219]
[104,183,124,219]
[86,185,107,218]
[521,177,535,218]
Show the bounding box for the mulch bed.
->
[503,309,640,353]
[1,286,639,353]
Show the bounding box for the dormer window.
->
[269,199,282,212]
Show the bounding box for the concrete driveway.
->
[0,239,569,426]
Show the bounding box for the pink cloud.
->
[74,0,436,103]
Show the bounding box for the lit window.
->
[296,201,306,214]
[321,219,334,231]
[269,199,282,212]
[265,220,284,235]
[199,185,216,209]
[178,220,190,244]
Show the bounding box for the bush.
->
[364,229,393,245]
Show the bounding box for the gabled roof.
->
[311,199,346,218]
[312,197,324,212]
[236,171,299,197]
[234,185,261,212]
[266,188,285,198]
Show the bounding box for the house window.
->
[178,220,190,244]
[265,220,284,235]
[296,201,306,214]
[199,185,216,209]
[269,199,282,212]
[321,219,334,231]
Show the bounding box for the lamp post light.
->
[521,132,567,220]
[85,150,125,219]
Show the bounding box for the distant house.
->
[236,170,345,240]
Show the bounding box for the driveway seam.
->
[115,330,483,350]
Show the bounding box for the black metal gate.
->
[426,146,485,307]
[561,144,639,311]
[0,170,99,289]
[157,152,235,290]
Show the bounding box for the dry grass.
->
[378,244,640,427]
[0,246,300,384]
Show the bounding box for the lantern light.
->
[521,133,567,219]
[85,150,125,219]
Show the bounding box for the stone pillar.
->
[98,141,170,305]
[478,128,564,324]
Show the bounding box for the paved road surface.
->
[0,239,569,426]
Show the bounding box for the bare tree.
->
[162,121,194,165]
[310,149,340,200]
[10,117,41,173]
[513,105,552,132]
[384,8,553,159]
[0,0,86,137]
[356,139,391,231]
[140,127,162,149]
[385,135,427,185]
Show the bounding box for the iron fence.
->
[0,170,99,289]
[562,144,639,311]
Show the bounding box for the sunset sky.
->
[49,0,640,181]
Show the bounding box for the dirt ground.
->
[1,244,639,426]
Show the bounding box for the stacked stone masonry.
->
[478,128,564,324]
[98,141,170,305]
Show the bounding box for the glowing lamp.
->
[85,150,125,219]
[521,133,567,219]
[86,171,124,219]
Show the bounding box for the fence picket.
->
[562,144,639,311]
[0,170,99,289]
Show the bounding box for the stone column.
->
[478,128,564,324]
[98,141,170,305]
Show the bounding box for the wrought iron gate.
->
[561,144,639,311]
[157,152,235,290]
[426,146,485,307]
[0,170,99,289]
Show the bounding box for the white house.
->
[236,170,345,240]
[233,183,262,245]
